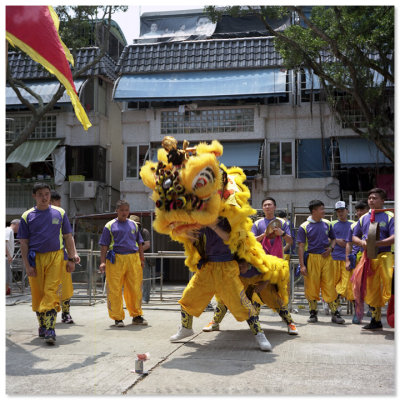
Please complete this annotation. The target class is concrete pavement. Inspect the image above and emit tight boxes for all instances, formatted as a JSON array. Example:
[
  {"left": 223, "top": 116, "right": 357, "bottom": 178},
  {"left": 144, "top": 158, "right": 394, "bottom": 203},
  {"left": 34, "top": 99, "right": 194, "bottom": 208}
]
[{"left": 5, "top": 288, "right": 395, "bottom": 396}]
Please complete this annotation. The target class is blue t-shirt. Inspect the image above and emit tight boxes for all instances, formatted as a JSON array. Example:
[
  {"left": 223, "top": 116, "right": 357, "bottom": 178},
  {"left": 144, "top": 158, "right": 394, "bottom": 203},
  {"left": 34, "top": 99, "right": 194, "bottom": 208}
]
[
  {"left": 99, "top": 218, "right": 144, "bottom": 254},
  {"left": 296, "top": 218, "right": 335, "bottom": 254},
  {"left": 353, "top": 210, "right": 394, "bottom": 254},
  {"left": 17, "top": 205, "right": 72, "bottom": 253},
  {"left": 346, "top": 222, "right": 363, "bottom": 256},
  {"left": 331, "top": 219, "right": 354, "bottom": 261}
]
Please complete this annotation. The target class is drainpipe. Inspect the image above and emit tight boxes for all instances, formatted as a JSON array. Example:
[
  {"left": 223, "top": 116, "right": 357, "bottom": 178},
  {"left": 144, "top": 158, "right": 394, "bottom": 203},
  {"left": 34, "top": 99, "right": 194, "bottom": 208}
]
[{"left": 106, "top": 143, "right": 112, "bottom": 211}]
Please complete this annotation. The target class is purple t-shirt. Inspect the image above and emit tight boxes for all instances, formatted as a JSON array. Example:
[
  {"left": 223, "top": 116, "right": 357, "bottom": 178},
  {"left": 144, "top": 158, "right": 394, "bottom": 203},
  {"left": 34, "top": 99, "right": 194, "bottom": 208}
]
[
  {"left": 251, "top": 217, "right": 291, "bottom": 246},
  {"left": 99, "top": 218, "right": 144, "bottom": 254},
  {"left": 346, "top": 222, "right": 363, "bottom": 256},
  {"left": 331, "top": 219, "right": 354, "bottom": 261},
  {"left": 296, "top": 218, "right": 335, "bottom": 254},
  {"left": 17, "top": 206, "right": 72, "bottom": 253},
  {"left": 199, "top": 227, "right": 233, "bottom": 261},
  {"left": 353, "top": 210, "right": 394, "bottom": 254}
]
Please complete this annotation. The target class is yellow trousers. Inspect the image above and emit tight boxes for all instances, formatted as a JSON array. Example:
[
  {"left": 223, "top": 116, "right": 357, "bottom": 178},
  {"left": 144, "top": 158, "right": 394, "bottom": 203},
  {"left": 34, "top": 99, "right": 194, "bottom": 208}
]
[
  {"left": 334, "top": 260, "right": 355, "bottom": 301},
  {"left": 179, "top": 260, "right": 256, "bottom": 321},
  {"left": 105, "top": 253, "right": 143, "bottom": 321},
  {"left": 304, "top": 253, "right": 337, "bottom": 303},
  {"left": 29, "top": 250, "right": 63, "bottom": 313},
  {"left": 60, "top": 260, "right": 74, "bottom": 301},
  {"left": 365, "top": 252, "right": 394, "bottom": 308}
]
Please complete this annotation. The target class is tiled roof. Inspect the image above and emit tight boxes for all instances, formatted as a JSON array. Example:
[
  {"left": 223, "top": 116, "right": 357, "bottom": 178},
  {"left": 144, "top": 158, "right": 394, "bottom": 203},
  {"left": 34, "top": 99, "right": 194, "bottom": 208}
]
[
  {"left": 116, "top": 37, "right": 283, "bottom": 75},
  {"left": 7, "top": 47, "right": 118, "bottom": 81}
]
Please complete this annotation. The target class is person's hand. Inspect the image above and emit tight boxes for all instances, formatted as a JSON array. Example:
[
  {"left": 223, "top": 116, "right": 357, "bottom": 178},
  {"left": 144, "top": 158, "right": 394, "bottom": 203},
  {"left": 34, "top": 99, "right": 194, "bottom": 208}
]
[
  {"left": 322, "top": 247, "right": 332, "bottom": 258},
  {"left": 360, "top": 240, "right": 367, "bottom": 249},
  {"left": 73, "top": 254, "right": 81, "bottom": 264},
  {"left": 99, "top": 262, "right": 106, "bottom": 274},
  {"left": 66, "top": 260, "right": 75, "bottom": 273},
  {"left": 300, "top": 265, "right": 307, "bottom": 277},
  {"left": 273, "top": 227, "right": 284, "bottom": 237},
  {"left": 336, "top": 239, "right": 346, "bottom": 248},
  {"left": 345, "top": 259, "right": 351, "bottom": 271},
  {"left": 238, "top": 260, "right": 249, "bottom": 274},
  {"left": 25, "top": 265, "right": 36, "bottom": 277}
]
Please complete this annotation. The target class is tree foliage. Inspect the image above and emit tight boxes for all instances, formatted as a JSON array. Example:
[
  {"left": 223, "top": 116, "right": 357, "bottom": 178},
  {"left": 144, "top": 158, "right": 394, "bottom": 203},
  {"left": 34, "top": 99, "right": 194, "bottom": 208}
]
[{"left": 205, "top": 6, "right": 394, "bottom": 162}]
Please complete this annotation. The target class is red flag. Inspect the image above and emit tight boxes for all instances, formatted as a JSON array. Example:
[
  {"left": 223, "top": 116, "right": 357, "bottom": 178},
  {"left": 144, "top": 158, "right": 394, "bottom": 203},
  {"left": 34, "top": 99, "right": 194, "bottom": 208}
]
[{"left": 6, "top": 6, "right": 91, "bottom": 130}]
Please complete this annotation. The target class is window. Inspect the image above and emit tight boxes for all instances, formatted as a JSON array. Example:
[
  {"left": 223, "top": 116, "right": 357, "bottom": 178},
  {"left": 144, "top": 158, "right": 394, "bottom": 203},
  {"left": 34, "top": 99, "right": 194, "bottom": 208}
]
[
  {"left": 66, "top": 146, "right": 106, "bottom": 182},
  {"left": 334, "top": 93, "right": 368, "bottom": 129},
  {"left": 161, "top": 108, "right": 254, "bottom": 135},
  {"left": 6, "top": 114, "right": 56, "bottom": 142},
  {"left": 269, "top": 141, "right": 294, "bottom": 176},
  {"left": 125, "top": 145, "right": 149, "bottom": 179}
]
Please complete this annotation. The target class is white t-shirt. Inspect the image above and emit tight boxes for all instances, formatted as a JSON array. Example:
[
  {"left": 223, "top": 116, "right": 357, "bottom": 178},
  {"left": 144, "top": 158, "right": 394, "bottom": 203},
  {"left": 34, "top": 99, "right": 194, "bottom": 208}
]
[{"left": 5, "top": 227, "right": 15, "bottom": 259}]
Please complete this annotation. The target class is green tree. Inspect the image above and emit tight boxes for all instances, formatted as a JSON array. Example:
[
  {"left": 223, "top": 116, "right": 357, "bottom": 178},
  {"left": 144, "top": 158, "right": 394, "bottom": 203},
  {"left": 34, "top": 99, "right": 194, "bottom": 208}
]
[
  {"left": 6, "top": 5, "right": 127, "bottom": 157},
  {"left": 206, "top": 6, "right": 394, "bottom": 162}
]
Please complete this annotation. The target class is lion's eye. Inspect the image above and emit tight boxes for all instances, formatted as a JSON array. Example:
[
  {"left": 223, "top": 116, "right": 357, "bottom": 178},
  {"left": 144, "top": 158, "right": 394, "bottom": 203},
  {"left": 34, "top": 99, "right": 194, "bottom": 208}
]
[{"left": 192, "top": 167, "right": 215, "bottom": 190}]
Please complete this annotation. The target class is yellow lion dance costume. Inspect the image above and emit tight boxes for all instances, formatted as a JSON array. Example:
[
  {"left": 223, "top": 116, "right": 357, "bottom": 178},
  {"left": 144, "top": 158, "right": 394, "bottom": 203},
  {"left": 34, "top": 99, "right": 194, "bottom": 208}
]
[{"left": 141, "top": 137, "right": 289, "bottom": 307}]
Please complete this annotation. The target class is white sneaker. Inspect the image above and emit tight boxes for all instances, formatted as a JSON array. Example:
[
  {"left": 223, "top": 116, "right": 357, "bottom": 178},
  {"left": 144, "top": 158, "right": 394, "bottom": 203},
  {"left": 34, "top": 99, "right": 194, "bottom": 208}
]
[
  {"left": 323, "top": 302, "right": 330, "bottom": 315},
  {"left": 336, "top": 306, "right": 342, "bottom": 315},
  {"left": 287, "top": 323, "right": 298, "bottom": 335},
  {"left": 202, "top": 321, "right": 220, "bottom": 332},
  {"left": 255, "top": 332, "right": 272, "bottom": 351},
  {"left": 170, "top": 326, "right": 195, "bottom": 342}
]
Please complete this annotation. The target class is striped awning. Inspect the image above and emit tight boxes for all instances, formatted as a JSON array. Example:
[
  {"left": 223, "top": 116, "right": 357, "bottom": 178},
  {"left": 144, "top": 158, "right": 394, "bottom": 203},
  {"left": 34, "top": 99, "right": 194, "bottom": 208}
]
[{"left": 6, "top": 139, "right": 61, "bottom": 168}]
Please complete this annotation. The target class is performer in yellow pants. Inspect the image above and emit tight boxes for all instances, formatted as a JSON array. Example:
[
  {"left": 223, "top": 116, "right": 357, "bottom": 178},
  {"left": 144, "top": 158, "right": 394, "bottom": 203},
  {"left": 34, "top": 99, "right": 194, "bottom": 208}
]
[
  {"left": 51, "top": 190, "right": 75, "bottom": 324},
  {"left": 352, "top": 188, "right": 394, "bottom": 331},
  {"left": 99, "top": 200, "right": 147, "bottom": 327},
  {"left": 18, "top": 183, "right": 80, "bottom": 344}
]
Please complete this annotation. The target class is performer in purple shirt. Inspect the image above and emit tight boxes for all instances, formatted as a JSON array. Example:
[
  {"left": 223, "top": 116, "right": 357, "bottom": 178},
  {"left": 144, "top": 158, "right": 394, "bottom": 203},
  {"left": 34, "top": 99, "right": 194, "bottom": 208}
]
[
  {"left": 331, "top": 201, "right": 355, "bottom": 315},
  {"left": 344, "top": 200, "right": 369, "bottom": 324},
  {"left": 17, "top": 183, "right": 80, "bottom": 344},
  {"left": 297, "top": 199, "right": 345, "bottom": 324},
  {"left": 99, "top": 200, "right": 146, "bottom": 327},
  {"left": 352, "top": 188, "right": 394, "bottom": 331}
]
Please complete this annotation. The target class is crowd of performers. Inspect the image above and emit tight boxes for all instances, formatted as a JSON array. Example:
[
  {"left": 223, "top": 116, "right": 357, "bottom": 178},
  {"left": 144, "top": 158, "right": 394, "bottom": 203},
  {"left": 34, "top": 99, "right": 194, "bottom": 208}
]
[{"left": 16, "top": 138, "right": 394, "bottom": 350}]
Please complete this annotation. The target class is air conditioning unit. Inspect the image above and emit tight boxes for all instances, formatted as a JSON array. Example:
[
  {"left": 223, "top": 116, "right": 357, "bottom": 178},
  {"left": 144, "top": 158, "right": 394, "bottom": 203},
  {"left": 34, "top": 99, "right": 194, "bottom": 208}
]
[{"left": 69, "top": 181, "right": 97, "bottom": 199}]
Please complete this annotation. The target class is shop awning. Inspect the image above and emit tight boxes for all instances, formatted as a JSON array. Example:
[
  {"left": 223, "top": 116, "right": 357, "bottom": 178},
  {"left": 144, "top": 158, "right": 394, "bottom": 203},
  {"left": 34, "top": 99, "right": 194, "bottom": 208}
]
[
  {"left": 6, "top": 139, "right": 61, "bottom": 168},
  {"left": 218, "top": 141, "right": 262, "bottom": 168},
  {"left": 6, "top": 80, "right": 86, "bottom": 106},
  {"left": 113, "top": 69, "right": 287, "bottom": 102},
  {"left": 338, "top": 138, "right": 391, "bottom": 166}
]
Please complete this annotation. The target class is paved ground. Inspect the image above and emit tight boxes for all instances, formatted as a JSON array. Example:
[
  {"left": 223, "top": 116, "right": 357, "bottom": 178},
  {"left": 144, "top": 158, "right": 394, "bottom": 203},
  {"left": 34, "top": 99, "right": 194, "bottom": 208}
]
[{"left": 5, "top": 287, "right": 396, "bottom": 396}]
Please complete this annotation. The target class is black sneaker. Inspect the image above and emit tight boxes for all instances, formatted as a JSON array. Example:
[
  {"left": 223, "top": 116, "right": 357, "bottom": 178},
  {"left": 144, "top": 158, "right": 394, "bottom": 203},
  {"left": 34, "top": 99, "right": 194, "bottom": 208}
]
[
  {"left": 362, "top": 319, "right": 383, "bottom": 331},
  {"left": 62, "top": 312, "right": 74, "bottom": 324},
  {"left": 115, "top": 320, "right": 125, "bottom": 327},
  {"left": 44, "top": 328, "right": 56, "bottom": 343},
  {"left": 331, "top": 312, "right": 345, "bottom": 324},
  {"left": 132, "top": 316, "right": 148, "bottom": 325},
  {"left": 308, "top": 311, "right": 318, "bottom": 323}
]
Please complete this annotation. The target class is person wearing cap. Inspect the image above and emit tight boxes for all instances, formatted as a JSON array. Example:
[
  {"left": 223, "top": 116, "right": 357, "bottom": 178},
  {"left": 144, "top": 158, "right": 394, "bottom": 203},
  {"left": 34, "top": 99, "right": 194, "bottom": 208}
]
[
  {"left": 331, "top": 201, "right": 355, "bottom": 317},
  {"left": 99, "top": 200, "right": 147, "bottom": 327},
  {"left": 202, "top": 197, "right": 298, "bottom": 335},
  {"left": 344, "top": 200, "right": 369, "bottom": 324},
  {"left": 352, "top": 188, "right": 394, "bottom": 331},
  {"left": 17, "top": 182, "right": 80, "bottom": 344},
  {"left": 5, "top": 218, "right": 20, "bottom": 295},
  {"left": 130, "top": 215, "right": 153, "bottom": 304},
  {"left": 50, "top": 190, "right": 75, "bottom": 324},
  {"left": 297, "top": 199, "right": 344, "bottom": 324}
]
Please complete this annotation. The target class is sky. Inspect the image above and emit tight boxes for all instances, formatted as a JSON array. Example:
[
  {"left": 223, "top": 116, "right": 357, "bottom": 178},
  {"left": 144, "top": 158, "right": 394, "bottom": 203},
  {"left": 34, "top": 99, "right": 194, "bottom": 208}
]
[{"left": 112, "top": 5, "right": 207, "bottom": 44}]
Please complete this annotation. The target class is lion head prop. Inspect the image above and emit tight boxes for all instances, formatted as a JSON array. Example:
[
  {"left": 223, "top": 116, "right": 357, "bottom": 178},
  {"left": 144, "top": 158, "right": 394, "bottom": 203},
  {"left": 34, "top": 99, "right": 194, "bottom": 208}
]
[{"left": 140, "top": 136, "right": 289, "bottom": 304}]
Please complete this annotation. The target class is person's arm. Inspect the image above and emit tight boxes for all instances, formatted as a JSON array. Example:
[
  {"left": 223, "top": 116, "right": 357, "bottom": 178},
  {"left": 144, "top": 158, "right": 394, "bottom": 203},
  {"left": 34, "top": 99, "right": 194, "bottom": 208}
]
[
  {"left": 322, "top": 239, "right": 335, "bottom": 258},
  {"left": 352, "top": 235, "right": 366, "bottom": 249},
  {"left": 209, "top": 221, "right": 229, "bottom": 242},
  {"left": 6, "top": 241, "right": 12, "bottom": 263},
  {"left": 297, "top": 242, "right": 307, "bottom": 276},
  {"left": 376, "top": 234, "right": 395, "bottom": 248},
  {"left": 63, "top": 233, "right": 80, "bottom": 273},
  {"left": 19, "top": 238, "right": 36, "bottom": 277},
  {"left": 345, "top": 242, "right": 352, "bottom": 271},
  {"left": 138, "top": 243, "right": 145, "bottom": 269},
  {"left": 335, "top": 238, "right": 347, "bottom": 248},
  {"left": 142, "top": 240, "right": 150, "bottom": 252},
  {"left": 99, "top": 245, "right": 108, "bottom": 273}
]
